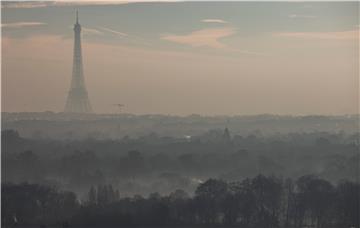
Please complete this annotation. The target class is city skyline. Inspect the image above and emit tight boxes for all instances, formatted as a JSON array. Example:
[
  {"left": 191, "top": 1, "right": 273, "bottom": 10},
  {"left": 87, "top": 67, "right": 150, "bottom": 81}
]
[{"left": 2, "top": 1, "right": 359, "bottom": 115}]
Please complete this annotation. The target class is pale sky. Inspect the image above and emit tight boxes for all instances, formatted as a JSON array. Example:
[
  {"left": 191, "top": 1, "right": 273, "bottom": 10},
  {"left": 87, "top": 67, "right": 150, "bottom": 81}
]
[{"left": 1, "top": 1, "right": 359, "bottom": 115}]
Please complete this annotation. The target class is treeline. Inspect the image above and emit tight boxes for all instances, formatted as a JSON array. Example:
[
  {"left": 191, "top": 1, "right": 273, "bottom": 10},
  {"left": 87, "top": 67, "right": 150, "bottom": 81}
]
[
  {"left": 2, "top": 182, "right": 78, "bottom": 226},
  {"left": 3, "top": 129, "right": 359, "bottom": 195},
  {"left": 2, "top": 175, "right": 359, "bottom": 228},
  {"left": 3, "top": 112, "right": 359, "bottom": 139}
]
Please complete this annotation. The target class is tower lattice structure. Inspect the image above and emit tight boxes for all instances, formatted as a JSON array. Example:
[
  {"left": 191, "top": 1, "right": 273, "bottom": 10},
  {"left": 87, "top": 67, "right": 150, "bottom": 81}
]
[{"left": 64, "top": 11, "right": 92, "bottom": 113}]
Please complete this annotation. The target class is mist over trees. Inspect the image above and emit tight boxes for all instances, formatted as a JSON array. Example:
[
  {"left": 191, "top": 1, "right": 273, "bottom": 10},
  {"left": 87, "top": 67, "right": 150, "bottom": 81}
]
[
  {"left": 2, "top": 121, "right": 359, "bottom": 197},
  {"left": 2, "top": 112, "right": 358, "bottom": 140},
  {"left": 2, "top": 175, "right": 359, "bottom": 228},
  {"left": 2, "top": 113, "right": 359, "bottom": 227}
]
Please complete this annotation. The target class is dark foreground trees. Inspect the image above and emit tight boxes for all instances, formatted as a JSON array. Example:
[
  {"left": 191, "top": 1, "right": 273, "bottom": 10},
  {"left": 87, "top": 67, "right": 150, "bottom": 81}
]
[
  {"left": 2, "top": 175, "right": 359, "bottom": 228},
  {"left": 1, "top": 183, "right": 78, "bottom": 226}
]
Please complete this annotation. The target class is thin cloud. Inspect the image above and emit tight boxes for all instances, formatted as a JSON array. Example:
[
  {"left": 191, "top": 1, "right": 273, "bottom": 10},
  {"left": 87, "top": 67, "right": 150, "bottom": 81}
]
[
  {"left": 100, "top": 27, "right": 128, "bottom": 37},
  {"left": 56, "top": 0, "right": 180, "bottom": 3},
  {"left": 162, "top": 27, "right": 236, "bottom": 49},
  {"left": 52, "top": 0, "right": 132, "bottom": 6},
  {"left": 1, "top": 2, "right": 49, "bottom": 8},
  {"left": 1, "top": 0, "right": 179, "bottom": 8},
  {"left": 82, "top": 27, "right": 104, "bottom": 35},
  {"left": 1, "top": 22, "right": 47, "bottom": 28},
  {"left": 201, "top": 19, "right": 228, "bottom": 24},
  {"left": 274, "top": 30, "right": 358, "bottom": 40},
  {"left": 99, "top": 27, "right": 151, "bottom": 46},
  {"left": 232, "top": 49, "right": 269, "bottom": 57},
  {"left": 288, "top": 14, "right": 317, "bottom": 19}
]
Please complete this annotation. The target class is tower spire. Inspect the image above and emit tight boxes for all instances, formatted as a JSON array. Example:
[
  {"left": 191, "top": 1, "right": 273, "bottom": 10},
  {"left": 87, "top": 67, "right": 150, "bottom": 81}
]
[{"left": 64, "top": 11, "right": 92, "bottom": 113}]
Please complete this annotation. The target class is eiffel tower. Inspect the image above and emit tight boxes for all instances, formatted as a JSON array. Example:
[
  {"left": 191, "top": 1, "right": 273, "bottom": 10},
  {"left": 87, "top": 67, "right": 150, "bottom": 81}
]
[{"left": 64, "top": 11, "right": 92, "bottom": 113}]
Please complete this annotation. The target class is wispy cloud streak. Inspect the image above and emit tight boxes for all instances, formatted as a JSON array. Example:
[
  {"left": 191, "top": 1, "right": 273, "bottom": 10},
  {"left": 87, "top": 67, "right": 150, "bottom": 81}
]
[
  {"left": 288, "top": 14, "right": 317, "bottom": 19},
  {"left": 1, "top": 2, "right": 49, "bottom": 8},
  {"left": 100, "top": 27, "right": 128, "bottom": 37},
  {"left": 162, "top": 27, "right": 236, "bottom": 49},
  {"left": 1, "top": 22, "right": 47, "bottom": 28},
  {"left": 274, "top": 30, "right": 358, "bottom": 40},
  {"left": 201, "top": 19, "right": 228, "bottom": 24},
  {"left": 82, "top": 27, "right": 104, "bottom": 35},
  {"left": 1, "top": 0, "right": 179, "bottom": 8}
]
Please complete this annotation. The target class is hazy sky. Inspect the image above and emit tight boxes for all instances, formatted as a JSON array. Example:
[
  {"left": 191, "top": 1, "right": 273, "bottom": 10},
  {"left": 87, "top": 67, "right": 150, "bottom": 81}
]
[{"left": 2, "top": 1, "right": 359, "bottom": 115}]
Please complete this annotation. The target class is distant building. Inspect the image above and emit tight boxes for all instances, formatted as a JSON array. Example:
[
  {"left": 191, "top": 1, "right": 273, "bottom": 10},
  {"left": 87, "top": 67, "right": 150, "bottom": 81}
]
[
  {"left": 222, "top": 127, "right": 231, "bottom": 142},
  {"left": 64, "top": 11, "right": 92, "bottom": 113}
]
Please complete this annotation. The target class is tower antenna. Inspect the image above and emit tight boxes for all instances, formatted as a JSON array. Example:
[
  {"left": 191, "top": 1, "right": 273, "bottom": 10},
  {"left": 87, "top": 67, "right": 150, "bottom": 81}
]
[{"left": 113, "top": 104, "right": 125, "bottom": 114}]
